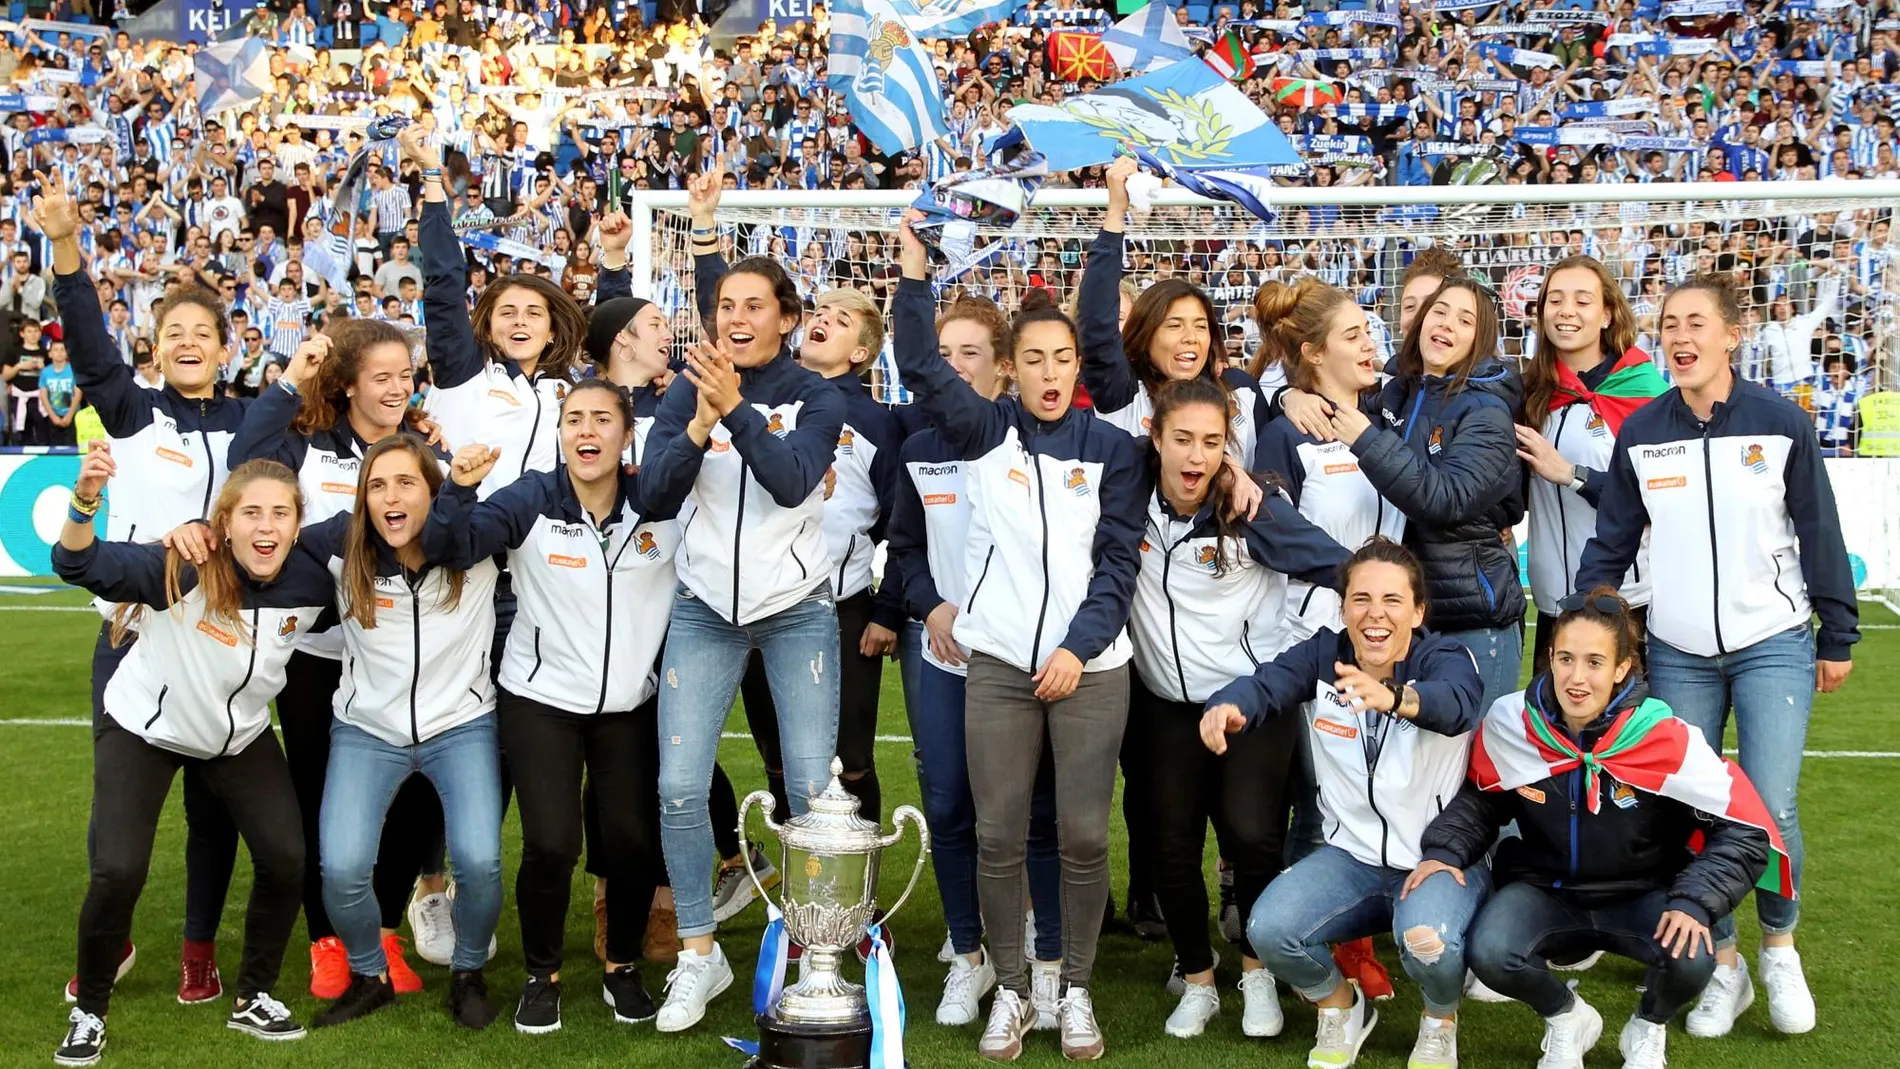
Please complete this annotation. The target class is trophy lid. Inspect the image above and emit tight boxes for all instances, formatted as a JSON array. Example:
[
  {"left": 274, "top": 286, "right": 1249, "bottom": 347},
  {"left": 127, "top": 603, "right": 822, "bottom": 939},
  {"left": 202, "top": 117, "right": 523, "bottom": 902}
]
[{"left": 776, "top": 757, "right": 884, "bottom": 854}]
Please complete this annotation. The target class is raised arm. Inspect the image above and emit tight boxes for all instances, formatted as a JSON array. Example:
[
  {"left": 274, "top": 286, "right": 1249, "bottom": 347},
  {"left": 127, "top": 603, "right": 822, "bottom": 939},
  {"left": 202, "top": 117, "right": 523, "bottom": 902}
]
[
  {"left": 684, "top": 166, "right": 729, "bottom": 330},
  {"left": 31, "top": 172, "right": 145, "bottom": 434},
  {"left": 1240, "top": 491, "right": 1350, "bottom": 589},
  {"left": 595, "top": 210, "right": 633, "bottom": 301},
  {"left": 892, "top": 215, "right": 1011, "bottom": 458},
  {"left": 420, "top": 449, "right": 546, "bottom": 568},
  {"left": 52, "top": 442, "right": 171, "bottom": 605},
  {"left": 228, "top": 337, "right": 328, "bottom": 469},
  {"left": 1349, "top": 398, "right": 1520, "bottom": 526},
  {"left": 1078, "top": 157, "right": 1141, "bottom": 415},
  {"left": 405, "top": 127, "right": 483, "bottom": 390}
]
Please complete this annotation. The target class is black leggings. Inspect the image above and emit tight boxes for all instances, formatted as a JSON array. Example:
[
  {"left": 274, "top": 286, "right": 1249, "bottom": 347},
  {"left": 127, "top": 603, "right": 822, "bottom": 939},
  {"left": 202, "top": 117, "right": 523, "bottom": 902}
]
[
  {"left": 276, "top": 651, "right": 446, "bottom": 940},
  {"left": 742, "top": 588, "right": 883, "bottom": 821},
  {"left": 79, "top": 719, "right": 303, "bottom": 1015},
  {"left": 88, "top": 623, "right": 238, "bottom": 944},
  {"left": 1133, "top": 678, "right": 1298, "bottom": 975},
  {"left": 1532, "top": 605, "right": 1650, "bottom": 678},
  {"left": 587, "top": 761, "right": 737, "bottom": 880},
  {"left": 499, "top": 689, "right": 662, "bottom": 973}
]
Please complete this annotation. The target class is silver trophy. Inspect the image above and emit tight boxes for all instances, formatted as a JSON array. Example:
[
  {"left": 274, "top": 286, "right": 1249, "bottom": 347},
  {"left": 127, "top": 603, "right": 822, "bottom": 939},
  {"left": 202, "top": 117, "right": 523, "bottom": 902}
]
[{"left": 738, "top": 758, "right": 930, "bottom": 1068}]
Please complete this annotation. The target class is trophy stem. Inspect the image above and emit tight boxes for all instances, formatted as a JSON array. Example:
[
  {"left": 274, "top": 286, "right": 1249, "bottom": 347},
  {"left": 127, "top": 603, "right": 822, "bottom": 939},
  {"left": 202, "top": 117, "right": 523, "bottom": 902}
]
[{"left": 774, "top": 946, "right": 867, "bottom": 1026}]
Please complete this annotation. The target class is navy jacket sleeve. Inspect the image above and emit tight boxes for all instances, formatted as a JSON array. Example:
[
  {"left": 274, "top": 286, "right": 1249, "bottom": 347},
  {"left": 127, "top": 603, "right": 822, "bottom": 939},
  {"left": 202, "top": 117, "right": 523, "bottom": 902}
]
[
  {"left": 1405, "top": 635, "right": 1485, "bottom": 737},
  {"left": 227, "top": 380, "right": 310, "bottom": 470},
  {"left": 1783, "top": 415, "right": 1861, "bottom": 661},
  {"left": 52, "top": 270, "right": 149, "bottom": 436},
  {"left": 694, "top": 251, "right": 728, "bottom": 333},
  {"left": 891, "top": 278, "right": 1012, "bottom": 460},
  {"left": 865, "top": 409, "right": 905, "bottom": 629},
  {"left": 886, "top": 454, "right": 939, "bottom": 618},
  {"left": 1351, "top": 398, "right": 1518, "bottom": 526},
  {"left": 596, "top": 264, "right": 632, "bottom": 302},
  {"left": 1206, "top": 629, "right": 1330, "bottom": 729},
  {"left": 1077, "top": 228, "right": 1137, "bottom": 414},
  {"left": 1574, "top": 465, "right": 1609, "bottom": 510},
  {"left": 1573, "top": 435, "right": 1648, "bottom": 592},
  {"left": 420, "top": 199, "right": 482, "bottom": 390},
  {"left": 1419, "top": 783, "right": 1515, "bottom": 869},
  {"left": 420, "top": 477, "right": 543, "bottom": 568},
  {"left": 1254, "top": 420, "right": 1307, "bottom": 502},
  {"left": 638, "top": 378, "right": 709, "bottom": 516},
  {"left": 1241, "top": 492, "right": 1348, "bottom": 588},
  {"left": 1666, "top": 807, "right": 1771, "bottom": 927},
  {"left": 294, "top": 513, "right": 351, "bottom": 566},
  {"left": 51, "top": 539, "right": 173, "bottom": 606},
  {"left": 1060, "top": 430, "right": 1146, "bottom": 664},
  {"left": 724, "top": 375, "right": 843, "bottom": 508}
]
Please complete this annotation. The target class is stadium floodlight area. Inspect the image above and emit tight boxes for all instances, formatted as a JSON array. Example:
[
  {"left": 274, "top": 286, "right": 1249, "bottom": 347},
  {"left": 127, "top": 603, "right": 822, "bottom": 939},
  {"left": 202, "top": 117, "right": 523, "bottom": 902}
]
[{"left": 631, "top": 179, "right": 1900, "bottom": 403}]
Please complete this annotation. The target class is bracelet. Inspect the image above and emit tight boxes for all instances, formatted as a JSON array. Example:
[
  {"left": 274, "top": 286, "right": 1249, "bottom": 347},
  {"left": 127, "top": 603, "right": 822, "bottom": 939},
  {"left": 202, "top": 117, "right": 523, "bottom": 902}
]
[
  {"left": 279, "top": 377, "right": 300, "bottom": 395},
  {"left": 70, "top": 491, "right": 101, "bottom": 515},
  {"left": 421, "top": 167, "right": 443, "bottom": 180},
  {"left": 691, "top": 225, "right": 715, "bottom": 237},
  {"left": 69, "top": 504, "right": 97, "bottom": 526}
]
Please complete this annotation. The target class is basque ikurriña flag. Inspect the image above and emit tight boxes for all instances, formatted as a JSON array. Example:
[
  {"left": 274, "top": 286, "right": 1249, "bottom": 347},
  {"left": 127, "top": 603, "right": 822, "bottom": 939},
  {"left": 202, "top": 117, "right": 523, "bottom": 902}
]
[
  {"left": 829, "top": 0, "right": 952, "bottom": 155},
  {"left": 1469, "top": 691, "right": 1795, "bottom": 899},
  {"left": 1546, "top": 346, "right": 1668, "bottom": 436}
]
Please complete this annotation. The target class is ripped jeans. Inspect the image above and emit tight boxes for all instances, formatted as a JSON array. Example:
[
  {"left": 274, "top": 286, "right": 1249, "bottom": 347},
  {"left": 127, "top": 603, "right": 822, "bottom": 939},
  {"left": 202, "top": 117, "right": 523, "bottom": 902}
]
[
  {"left": 657, "top": 584, "right": 841, "bottom": 940},
  {"left": 1247, "top": 845, "right": 1491, "bottom": 1016}
]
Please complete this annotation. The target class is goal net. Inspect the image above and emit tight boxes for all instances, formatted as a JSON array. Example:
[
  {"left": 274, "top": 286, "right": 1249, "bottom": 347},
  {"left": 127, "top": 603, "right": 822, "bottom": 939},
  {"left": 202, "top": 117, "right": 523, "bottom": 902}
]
[{"left": 629, "top": 180, "right": 1900, "bottom": 610}]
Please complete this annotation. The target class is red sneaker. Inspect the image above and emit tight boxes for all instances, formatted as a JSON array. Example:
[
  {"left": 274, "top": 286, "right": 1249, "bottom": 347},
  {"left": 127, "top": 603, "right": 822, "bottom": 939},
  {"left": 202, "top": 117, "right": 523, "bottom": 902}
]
[
  {"left": 310, "top": 936, "right": 351, "bottom": 1000},
  {"left": 1332, "top": 938, "right": 1394, "bottom": 1002},
  {"left": 178, "top": 939, "right": 222, "bottom": 1004},
  {"left": 64, "top": 941, "right": 136, "bottom": 1003},
  {"left": 383, "top": 933, "right": 424, "bottom": 994}
]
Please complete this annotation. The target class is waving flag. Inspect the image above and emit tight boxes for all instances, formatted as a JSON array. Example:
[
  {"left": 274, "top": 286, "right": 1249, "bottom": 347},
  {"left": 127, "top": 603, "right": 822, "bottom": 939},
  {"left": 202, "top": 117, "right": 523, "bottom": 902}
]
[
  {"left": 193, "top": 36, "right": 274, "bottom": 115},
  {"left": 829, "top": 0, "right": 951, "bottom": 155},
  {"left": 1048, "top": 31, "right": 1113, "bottom": 82},
  {"left": 1471, "top": 691, "right": 1794, "bottom": 900},
  {"left": 999, "top": 58, "right": 1300, "bottom": 172},
  {"left": 1131, "top": 146, "right": 1280, "bottom": 223},
  {"left": 1203, "top": 29, "right": 1257, "bottom": 82},
  {"left": 1101, "top": 2, "right": 1194, "bottom": 74},
  {"left": 897, "top": 0, "right": 1028, "bottom": 38}
]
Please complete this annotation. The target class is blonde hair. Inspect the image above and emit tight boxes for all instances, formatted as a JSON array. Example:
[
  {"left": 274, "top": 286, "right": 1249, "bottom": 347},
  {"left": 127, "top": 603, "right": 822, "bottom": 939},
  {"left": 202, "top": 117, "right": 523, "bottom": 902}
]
[{"left": 1251, "top": 278, "right": 1356, "bottom": 388}]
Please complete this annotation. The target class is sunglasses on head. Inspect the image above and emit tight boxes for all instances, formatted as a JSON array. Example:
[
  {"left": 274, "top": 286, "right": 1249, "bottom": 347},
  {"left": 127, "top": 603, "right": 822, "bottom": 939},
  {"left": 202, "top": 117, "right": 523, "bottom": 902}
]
[{"left": 1557, "top": 592, "right": 1625, "bottom": 616}]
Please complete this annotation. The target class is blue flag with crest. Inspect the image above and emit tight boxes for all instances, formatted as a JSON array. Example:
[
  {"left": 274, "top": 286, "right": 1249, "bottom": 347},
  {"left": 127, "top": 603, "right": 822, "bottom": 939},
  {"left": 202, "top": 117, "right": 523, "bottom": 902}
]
[{"left": 828, "top": 0, "right": 952, "bottom": 155}]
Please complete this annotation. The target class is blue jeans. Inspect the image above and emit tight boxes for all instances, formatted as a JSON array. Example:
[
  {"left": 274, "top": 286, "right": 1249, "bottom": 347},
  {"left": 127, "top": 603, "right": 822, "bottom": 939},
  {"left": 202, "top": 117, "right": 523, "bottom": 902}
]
[
  {"left": 916, "top": 663, "right": 1063, "bottom": 961},
  {"left": 659, "top": 585, "right": 841, "bottom": 939},
  {"left": 1444, "top": 626, "right": 1525, "bottom": 716},
  {"left": 1646, "top": 624, "right": 1812, "bottom": 940},
  {"left": 1247, "top": 845, "right": 1492, "bottom": 1016},
  {"left": 319, "top": 717, "right": 503, "bottom": 974}
]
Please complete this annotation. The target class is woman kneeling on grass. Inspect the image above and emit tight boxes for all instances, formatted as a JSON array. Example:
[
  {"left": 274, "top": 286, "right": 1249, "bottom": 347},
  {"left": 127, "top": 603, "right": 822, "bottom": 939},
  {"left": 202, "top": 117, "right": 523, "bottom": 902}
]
[
  {"left": 54, "top": 448, "right": 329, "bottom": 1065},
  {"left": 1201, "top": 538, "right": 1485, "bottom": 1069},
  {"left": 1416, "top": 589, "right": 1780, "bottom": 1069}
]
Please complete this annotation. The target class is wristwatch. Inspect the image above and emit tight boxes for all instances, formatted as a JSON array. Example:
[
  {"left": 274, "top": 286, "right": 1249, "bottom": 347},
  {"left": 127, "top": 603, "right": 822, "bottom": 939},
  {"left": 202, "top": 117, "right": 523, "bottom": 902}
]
[{"left": 1567, "top": 464, "right": 1588, "bottom": 492}]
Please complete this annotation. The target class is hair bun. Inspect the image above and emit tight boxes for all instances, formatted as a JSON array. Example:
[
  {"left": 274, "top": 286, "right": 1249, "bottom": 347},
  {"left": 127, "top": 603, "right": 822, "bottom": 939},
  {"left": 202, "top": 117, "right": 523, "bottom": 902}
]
[{"left": 1019, "top": 287, "right": 1058, "bottom": 313}]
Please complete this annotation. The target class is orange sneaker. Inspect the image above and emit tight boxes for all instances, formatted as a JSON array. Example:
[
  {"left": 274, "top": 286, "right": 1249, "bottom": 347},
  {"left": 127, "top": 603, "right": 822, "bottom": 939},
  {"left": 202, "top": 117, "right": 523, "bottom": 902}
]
[
  {"left": 1332, "top": 938, "right": 1394, "bottom": 1002},
  {"left": 310, "top": 936, "right": 351, "bottom": 1000},
  {"left": 383, "top": 934, "right": 424, "bottom": 994}
]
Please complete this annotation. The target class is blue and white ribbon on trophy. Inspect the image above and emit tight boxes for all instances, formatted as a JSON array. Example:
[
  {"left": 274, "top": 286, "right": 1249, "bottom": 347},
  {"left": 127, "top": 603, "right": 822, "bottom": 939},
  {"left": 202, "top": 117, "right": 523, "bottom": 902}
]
[
  {"left": 864, "top": 922, "right": 908, "bottom": 1069},
  {"left": 752, "top": 902, "right": 790, "bottom": 1016}
]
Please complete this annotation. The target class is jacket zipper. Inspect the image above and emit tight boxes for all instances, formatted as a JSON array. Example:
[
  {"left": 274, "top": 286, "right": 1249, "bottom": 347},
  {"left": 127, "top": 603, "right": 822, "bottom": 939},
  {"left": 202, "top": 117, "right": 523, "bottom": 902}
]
[
  {"left": 787, "top": 520, "right": 809, "bottom": 581},
  {"left": 526, "top": 626, "right": 544, "bottom": 682},
  {"left": 1361, "top": 719, "right": 1391, "bottom": 868},
  {"left": 520, "top": 378, "right": 545, "bottom": 478},
  {"left": 835, "top": 533, "right": 854, "bottom": 594},
  {"left": 965, "top": 546, "right": 996, "bottom": 614},
  {"left": 144, "top": 685, "right": 169, "bottom": 730},
  {"left": 1699, "top": 425, "right": 1727, "bottom": 653},
  {"left": 407, "top": 577, "right": 423, "bottom": 745},
  {"left": 1027, "top": 449, "right": 1053, "bottom": 670},
  {"left": 731, "top": 460, "right": 748, "bottom": 621},
  {"left": 1159, "top": 522, "right": 1190, "bottom": 700},
  {"left": 1561, "top": 766, "right": 1582, "bottom": 886},
  {"left": 197, "top": 400, "right": 216, "bottom": 519},
  {"left": 1297, "top": 584, "right": 1320, "bottom": 617},
  {"left": 1399, "top": 388, "right": 1428, "bottom": 445},
  {"left": 1770, "top": 554, "right": 1798, "bottom": 614},
  {"left": 221, "top": 607, "right": 260, "bottom": 757},
  {"left": 594, "top": 528, "right": 635, "bottom": 714},
  {"left": 1555, "top": 405, "right": 1575, "bottom": 595},
  {"left": 1240, "top": 620, "right": 1260, "bottom": 667}
]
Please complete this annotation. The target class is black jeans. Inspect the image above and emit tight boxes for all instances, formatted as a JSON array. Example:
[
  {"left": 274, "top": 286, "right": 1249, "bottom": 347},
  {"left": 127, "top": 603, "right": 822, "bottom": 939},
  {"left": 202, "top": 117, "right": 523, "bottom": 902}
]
[
  {"left": 1468, "top": 882, "right": 1719, "bottom": 1024},
  {"left": 742, "top": 588, "right": 884, "bottom": 820},
  {"left": 586, "top": 763, "right": 734, "bottom": 883},
  {"left": 1133, "top": 679, "right": 1298, "bottom": 974},
  {"left": 499, "top": 689, "right": 661, "bottom": 973},
  {"left": 79, "top": 719, "right": 303, "bottom": 1015},
  {"left": 277, "top": 651, "right": 446, "bottom": 939},
  {"left": 89, "top": 622, "right": 237, "bottom": 944}
]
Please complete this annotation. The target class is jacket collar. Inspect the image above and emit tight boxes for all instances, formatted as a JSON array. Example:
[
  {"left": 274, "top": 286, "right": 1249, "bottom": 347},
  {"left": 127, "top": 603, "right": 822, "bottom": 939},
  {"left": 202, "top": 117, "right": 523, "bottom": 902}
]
[{"left": 551, "top": 463, "right": 628, "bottom": 529}]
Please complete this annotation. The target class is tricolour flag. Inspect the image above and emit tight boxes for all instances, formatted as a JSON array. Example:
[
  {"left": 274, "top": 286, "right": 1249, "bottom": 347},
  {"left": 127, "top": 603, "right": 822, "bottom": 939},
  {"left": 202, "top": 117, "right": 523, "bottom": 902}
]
[
  {"left": 1546, "top": 346, "right": 1668, "bottom": 435},
  {"left": 999, "top": 52, "right": 1300, "bottom": 172},
  {"left": 1470, "top": 692, "right": 1795, "bottom": 900},
  {"left": 1101, "top": 1, "right": 1194, "bottom": 74},
  {"left": 829, "top": 0, "right": 952, "bottom": 156}
]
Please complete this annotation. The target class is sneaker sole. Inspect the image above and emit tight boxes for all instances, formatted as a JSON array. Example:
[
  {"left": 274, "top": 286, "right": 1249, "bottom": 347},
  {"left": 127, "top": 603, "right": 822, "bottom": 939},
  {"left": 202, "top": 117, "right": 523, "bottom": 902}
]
[
  {"left": 1062, "top": 1037, "right": 1106, "bottom": 1060},
  {"left": 177, "top": 986, "right": 223, "bottom": 1006},
  {"left": 1243, "top": 1013, "right": 1285, "bottom": 1039},
  {"left": 654, "top": 968, "right": 733, "bottom": 1033},
  {"left": 514, "top": 1017, "right": 562, "bottom": 1035},
  {"left": 226, "top": 1022, "right": 306, "bottom": 1042},
  {"left": 604, "top": 986, "right": 658, "bottom": 1025},
  {"left": 1308, "top": 1008, "right": 1378, "bottom": 1069},
  {"left": 52, "top": 1045, "right": 103, "bottom": 1067},
  {"left": 1686, "top": 986, "right": 1753, "bottom": 1039},
  {"left": 1550, "top": 951, "right": 1605, "bottom": 972}
]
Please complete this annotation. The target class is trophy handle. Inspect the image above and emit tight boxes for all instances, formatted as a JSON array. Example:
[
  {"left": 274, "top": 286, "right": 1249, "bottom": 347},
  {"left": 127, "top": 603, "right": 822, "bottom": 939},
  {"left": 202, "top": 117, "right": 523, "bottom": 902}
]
[
  {"left": 875, "top": 804, "right": 932, "bottom": 926},
  {"left": 736, "top": 789, "right": 784, "bottom": 914}
]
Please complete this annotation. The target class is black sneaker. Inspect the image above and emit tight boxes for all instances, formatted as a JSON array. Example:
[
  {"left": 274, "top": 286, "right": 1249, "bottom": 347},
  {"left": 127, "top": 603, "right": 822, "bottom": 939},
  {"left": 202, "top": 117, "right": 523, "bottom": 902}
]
[
  {"left": 1129, "top": 893, "right": 1168, "bottom": 942},
  {"left": 227, "top": 992, "right": 306, "bottom": 1041},
  {"left": 54, "top": 1008, "right": 105, "bottom": 1066},
  {"left": 603, "top": 964, "right": 657, "bottom": 1024},
  {"left": 514, "top": 975, "right": 563, "bottom": 1034},
  {"left": 313, "top": 974, "right": 396, "bottom": 1029},
  {"left": 449, "top": 970, "right": 499, "bottom": 1031}
]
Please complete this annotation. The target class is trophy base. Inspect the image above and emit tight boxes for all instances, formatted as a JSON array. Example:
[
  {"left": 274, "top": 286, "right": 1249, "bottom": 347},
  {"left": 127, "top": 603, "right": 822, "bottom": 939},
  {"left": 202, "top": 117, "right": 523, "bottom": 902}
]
[{"left": 744, "top": 1010, "right": 874, "bottom": 1069}]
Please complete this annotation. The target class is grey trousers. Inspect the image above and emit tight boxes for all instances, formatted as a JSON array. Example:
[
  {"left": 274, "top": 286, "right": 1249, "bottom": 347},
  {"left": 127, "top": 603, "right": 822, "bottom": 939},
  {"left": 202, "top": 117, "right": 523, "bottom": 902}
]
[{"left": 965, "top": 652, "right": 1130, "bottom": 994}]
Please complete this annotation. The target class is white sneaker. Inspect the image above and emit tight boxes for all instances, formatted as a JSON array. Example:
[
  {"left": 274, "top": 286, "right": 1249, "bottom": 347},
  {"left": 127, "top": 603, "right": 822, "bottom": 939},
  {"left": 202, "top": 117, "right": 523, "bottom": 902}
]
[
  {"left": 938, "top": 932, "right": 956, "bottom": 965},
  {"left": 1059, "top": 985, "right": 1105, "bottom": 1060},
  {"left": 1309, "top": 984, "right": 1377, "bottom": 1068},
  {"left": 1030, "top": 958, "right": 1062, "bottom": 1031},
  {"left": 1758, "top": 946, "right": 1815, "bottom": 1034},
  {"left": 1239, "top": 968, "right": 1284, "bottom": 1038},
  {"left": 407, "top": 888, "right": 456, "bottom": 968},
  {"left": 1409, "top": 1015, "right": 1458, "bottom": 1069},
  {"left": 938, "top": 950, "right": 998, "bottom": 1026},
  {"left": 977, "top": 987, "right": 1037, "bottom": 1061},
  {"left": 1462, "top": 970, "right": 1513, "bottom": 1004},
  {"left": 1166, "top": 951, "right": 1220, "bottom": 997},
  {"left": 1537, "top": 995, "right": 1603, "bottom": 1069},
  {"left": 1550, "top": 950, "right": 1605, "bottom": 972},
  {"left": 1684, "top": 960, "right": 1753, "bottom": 1039},
  {"left": 1164, "top": 981, "right": 1220, "bottom": 1039},
  {"left": 654, "top": 944, "right": 733, "bottom": 1033},
  {"left": 1619, "top": 1015, "right": 1668, "bottom": 1069}
]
